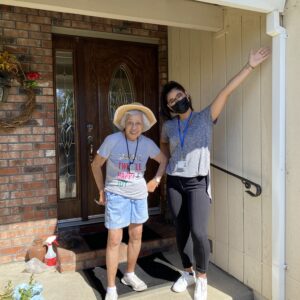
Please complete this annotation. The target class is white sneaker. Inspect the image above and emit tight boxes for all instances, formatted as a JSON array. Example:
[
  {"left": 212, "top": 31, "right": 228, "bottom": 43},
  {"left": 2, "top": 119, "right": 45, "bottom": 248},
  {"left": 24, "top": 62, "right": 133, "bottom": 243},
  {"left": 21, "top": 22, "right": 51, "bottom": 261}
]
[
  {"left": 121, "top": 273, "right": 147, "bottom": 291},
  {"left": 105, "top": 291, "right": 118, "bottom": 300},
  {"left": 194, "top": 277, "right": 207, "bottom": 300},
  {"left": 172, "top": 271, "right": 196, "bottom": 293}
]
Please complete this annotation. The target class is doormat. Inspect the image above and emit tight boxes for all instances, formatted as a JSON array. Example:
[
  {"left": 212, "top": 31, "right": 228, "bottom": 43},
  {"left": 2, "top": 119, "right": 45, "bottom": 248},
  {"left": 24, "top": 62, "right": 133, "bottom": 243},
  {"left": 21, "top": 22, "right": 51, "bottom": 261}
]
[
  {"left": 82, "top": 225, "right": 161, "bottom": 250},
  {"left": 83, "top": 252, "right": 180, "bottom": 299}
]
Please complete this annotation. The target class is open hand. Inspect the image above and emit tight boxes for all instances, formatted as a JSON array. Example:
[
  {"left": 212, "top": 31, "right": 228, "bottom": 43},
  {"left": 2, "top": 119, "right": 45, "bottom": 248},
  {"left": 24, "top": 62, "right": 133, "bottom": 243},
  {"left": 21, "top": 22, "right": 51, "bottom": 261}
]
[{"left": 249, "top": 47, "right": 271, "bottom": 68}]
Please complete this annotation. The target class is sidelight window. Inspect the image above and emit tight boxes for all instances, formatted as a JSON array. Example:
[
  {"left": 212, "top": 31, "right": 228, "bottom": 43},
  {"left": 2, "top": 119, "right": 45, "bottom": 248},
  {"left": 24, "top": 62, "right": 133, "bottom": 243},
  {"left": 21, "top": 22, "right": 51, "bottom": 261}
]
[{"left": 55, "top": 51, "right": 77, "bottom": 199}]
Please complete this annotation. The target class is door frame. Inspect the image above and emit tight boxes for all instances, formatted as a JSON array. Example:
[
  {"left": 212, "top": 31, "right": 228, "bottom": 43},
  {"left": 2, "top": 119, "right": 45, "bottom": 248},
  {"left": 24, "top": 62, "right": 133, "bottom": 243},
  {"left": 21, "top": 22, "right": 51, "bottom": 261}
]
[{"left": 54, "top": 31, "right": 162, "bottom": 226}]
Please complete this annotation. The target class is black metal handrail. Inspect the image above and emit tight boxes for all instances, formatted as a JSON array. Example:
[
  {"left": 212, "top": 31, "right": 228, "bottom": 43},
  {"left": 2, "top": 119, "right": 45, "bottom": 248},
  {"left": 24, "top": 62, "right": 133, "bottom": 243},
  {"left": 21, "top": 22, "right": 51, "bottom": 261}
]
[{"left": 211, "top": 163, "right": 262, "bottom": 197}]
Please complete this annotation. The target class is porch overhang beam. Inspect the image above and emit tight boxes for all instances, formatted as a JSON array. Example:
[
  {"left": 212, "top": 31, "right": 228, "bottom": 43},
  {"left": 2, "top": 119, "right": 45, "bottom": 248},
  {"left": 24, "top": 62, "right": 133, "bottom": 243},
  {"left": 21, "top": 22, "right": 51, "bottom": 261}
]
[
  {"left": 1, "top": 0, "right": 223, "bottom": 32},
  {"left": 195, "top": 0, "right": 286, "bottom": 13}
]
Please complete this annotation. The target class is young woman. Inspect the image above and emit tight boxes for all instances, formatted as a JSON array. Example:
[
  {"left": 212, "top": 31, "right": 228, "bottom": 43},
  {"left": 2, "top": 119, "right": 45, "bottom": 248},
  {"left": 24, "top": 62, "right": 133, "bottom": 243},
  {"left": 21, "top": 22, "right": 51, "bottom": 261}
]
[
  {"left": 160, "top": 47, "right": 271, "bottom": 300},
  {"left": 91, "top": 103, "right": 167, "bottom": 300}
]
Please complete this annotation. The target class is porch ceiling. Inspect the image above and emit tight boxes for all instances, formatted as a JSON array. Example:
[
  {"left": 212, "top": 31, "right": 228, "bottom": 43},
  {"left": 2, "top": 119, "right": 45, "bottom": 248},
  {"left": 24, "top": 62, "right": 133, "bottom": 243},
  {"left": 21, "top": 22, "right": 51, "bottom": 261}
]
[
  {"left": 195, "top": 0, "right": 286, "bottom": 13},
  {"left": 1, "top": 0, "right": 223, "bottom": 32}
]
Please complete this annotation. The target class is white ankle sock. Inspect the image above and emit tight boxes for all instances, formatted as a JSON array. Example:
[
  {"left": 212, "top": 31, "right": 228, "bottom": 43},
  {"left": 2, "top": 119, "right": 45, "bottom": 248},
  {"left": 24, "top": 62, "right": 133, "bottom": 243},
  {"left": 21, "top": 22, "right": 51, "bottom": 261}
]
[
  {"left": 107, "top": 286, "right": 117, "bottom": 293},
  {"left": 125, "top": 272, "right": 135, "bottom": 278},
  {"left": 196, "top": 277, "right": 207, "bottom": 281}
]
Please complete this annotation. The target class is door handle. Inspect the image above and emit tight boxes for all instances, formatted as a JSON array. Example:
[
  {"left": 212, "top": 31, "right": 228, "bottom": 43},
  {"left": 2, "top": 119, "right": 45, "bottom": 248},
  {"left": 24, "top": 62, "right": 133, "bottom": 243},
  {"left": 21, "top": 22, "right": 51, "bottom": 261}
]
[
  {"left": 87, "top": 135, "right": 94, "bottom": 162},
  {"left": 87, "top": 123, "right": 94, "bottom": 162}
]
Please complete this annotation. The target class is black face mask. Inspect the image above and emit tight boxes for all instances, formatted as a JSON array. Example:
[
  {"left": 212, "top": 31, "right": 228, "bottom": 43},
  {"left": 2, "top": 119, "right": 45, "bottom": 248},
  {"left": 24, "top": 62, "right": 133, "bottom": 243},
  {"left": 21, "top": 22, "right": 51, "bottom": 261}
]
[{"left": 171, "top": 97, "right": 190, "bottom": 114}]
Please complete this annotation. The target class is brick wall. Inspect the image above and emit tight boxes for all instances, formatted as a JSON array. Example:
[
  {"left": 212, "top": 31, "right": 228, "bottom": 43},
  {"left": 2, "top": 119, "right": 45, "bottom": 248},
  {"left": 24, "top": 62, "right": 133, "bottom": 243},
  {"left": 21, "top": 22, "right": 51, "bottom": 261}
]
[{"left": 0, "top": 4, "right": 167, "bottom": 263}]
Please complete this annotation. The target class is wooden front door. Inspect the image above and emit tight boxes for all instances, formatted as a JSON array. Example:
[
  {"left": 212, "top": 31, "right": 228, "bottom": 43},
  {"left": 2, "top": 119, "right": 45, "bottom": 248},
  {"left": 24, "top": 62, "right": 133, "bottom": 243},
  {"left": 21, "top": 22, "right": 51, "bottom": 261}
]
[{"left": 53, "top": 35, "right": 160, "bottom": 221}]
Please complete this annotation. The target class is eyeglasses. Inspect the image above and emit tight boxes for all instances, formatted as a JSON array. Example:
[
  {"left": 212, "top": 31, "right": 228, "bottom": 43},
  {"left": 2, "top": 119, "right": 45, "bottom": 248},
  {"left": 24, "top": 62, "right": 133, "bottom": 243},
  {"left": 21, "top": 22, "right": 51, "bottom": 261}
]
[
  {"left": 167, "top": 92, "right": 185, "bottom": 107},
  {"left": 125, "top": 120, "right": 143, "bottom": 128}
]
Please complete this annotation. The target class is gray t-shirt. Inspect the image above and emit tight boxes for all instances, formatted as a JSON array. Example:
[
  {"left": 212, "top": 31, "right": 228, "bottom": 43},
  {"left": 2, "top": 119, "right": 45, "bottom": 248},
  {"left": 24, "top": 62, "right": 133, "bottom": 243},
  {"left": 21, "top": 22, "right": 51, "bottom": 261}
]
[
  {"left": 97, "top": 131, "right": 160, "bottom": 199},
  {"left": 161, "top": 105, "right": 214, "bottom": 178}
]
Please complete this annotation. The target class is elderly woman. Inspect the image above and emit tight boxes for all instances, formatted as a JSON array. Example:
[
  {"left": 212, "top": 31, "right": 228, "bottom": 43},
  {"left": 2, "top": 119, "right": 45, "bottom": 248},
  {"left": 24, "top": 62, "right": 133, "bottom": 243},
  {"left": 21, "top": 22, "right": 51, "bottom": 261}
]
[{"left": 91, "top": 102, "right": 167, "bottom": 300}]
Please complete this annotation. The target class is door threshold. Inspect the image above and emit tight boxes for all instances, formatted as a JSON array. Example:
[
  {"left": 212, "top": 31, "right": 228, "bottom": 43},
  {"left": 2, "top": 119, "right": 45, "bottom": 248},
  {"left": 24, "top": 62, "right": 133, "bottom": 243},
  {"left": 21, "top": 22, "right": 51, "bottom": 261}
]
[
  {"left": 57, "top": 216, "right": 105, "bottom": 229},
  {"left": 57, "top": 207, "right": 161, "bottom": 229}
]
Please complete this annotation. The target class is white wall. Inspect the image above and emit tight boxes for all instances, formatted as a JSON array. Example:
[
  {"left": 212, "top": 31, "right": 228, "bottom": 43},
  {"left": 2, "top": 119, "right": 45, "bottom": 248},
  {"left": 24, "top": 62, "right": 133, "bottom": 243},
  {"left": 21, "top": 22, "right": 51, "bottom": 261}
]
[{"left": 168, "top": 8, "right": 272, "bottom": 299}]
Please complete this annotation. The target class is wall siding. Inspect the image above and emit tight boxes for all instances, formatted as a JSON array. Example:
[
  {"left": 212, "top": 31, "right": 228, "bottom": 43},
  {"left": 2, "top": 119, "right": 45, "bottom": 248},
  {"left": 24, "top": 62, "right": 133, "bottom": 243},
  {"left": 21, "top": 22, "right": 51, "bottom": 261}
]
[
  {"left": 285, "top": 1, "right": 300, "bottom": 299},
  {"left": 168, "top": 8, "right": 272, "bottom": 298}
]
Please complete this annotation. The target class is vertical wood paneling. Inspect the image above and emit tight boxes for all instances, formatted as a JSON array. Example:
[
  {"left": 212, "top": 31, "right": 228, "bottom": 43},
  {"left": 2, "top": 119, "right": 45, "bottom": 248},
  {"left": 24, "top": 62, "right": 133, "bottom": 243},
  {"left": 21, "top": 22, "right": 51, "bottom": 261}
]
[
  {"left": 262, "top": 264, "right": 272, "bottom": 300},
  {"left": 200, "top": 30, "right": 215, "bottom": 262},
  {"left": 189, "top": 30, "right": 201, "bottom": 111},
  {"left": 242, "top": 13, "right": 262, "bottom": 294},
  {"left": 242, "top": 18, "right": 262, "bottom": 182},
  {"left": 225, "top": 12, "right": 244, "bottom": 282},
  {"left": 179, "top": 28, "right": 190, "bottom": 90},
  {"left": 244, "top": 254, "right": 262, "bottom": 292},
  {"left": 212, "top": 31, "right": 229, "bottom": 271},
  {"left": 212, "top": 32, "right": 227, "bottom": 167},
  {"left": 168, "top": 27, "right": 180, "bottom": 82},
  {"left": 285, "top": 3, "right": 300, "bottom": 296},
  {"left": 168, "top": 27, "right": 173, "bottom": 81},
  {"left": 200, "top": 31, "right": 213, "bottom": 109},
  {"left": 286, "top": 277, "right": 300, "bottom": 300},
  {"left": 214, "top": 169, "right": 229, "bottom": 271}
]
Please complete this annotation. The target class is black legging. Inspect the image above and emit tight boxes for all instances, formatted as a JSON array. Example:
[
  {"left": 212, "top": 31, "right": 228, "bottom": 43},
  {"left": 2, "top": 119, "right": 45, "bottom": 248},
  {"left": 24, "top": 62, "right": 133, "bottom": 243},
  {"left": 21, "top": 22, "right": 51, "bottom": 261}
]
[{"left": 167, "top": 175, "right": 211, "bottom": 273}]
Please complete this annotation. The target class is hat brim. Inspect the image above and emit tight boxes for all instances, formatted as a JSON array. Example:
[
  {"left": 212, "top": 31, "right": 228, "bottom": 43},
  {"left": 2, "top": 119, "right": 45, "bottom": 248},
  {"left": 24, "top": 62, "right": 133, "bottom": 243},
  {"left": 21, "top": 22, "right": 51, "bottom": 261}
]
[{"left": 113, "top": 103, "right": 157, "bottom": 132}]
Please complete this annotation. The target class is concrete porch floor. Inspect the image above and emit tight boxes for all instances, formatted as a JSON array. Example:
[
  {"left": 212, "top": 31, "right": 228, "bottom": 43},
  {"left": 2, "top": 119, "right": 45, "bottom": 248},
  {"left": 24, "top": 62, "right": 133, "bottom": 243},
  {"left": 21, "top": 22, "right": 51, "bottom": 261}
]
[{"left": 0, "top": 248, "right": 253, "bottom": 300}]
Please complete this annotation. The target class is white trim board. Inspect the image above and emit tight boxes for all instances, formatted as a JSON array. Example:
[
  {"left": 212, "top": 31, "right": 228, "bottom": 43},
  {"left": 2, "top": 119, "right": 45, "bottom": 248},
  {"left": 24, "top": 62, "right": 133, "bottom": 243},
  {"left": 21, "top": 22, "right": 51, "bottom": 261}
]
[
  {"left": 195, "top": 0, "right": 286, "bottom": 13},
  {"left": 1, "top": 0, "right": 223, "bottom": 32}
]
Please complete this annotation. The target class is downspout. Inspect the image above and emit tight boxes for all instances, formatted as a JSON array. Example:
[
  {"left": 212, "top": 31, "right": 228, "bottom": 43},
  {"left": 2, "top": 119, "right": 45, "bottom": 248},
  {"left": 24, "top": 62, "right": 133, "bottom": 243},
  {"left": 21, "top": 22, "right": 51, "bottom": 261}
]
[{"left": 266, "top": 10, "right": 287, "bottom": 300}]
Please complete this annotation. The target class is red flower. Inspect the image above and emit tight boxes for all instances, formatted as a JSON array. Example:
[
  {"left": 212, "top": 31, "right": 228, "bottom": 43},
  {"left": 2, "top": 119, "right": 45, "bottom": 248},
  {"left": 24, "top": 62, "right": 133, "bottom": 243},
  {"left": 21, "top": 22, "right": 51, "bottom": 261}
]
[
  {"left": 25, "top": 72, "right": 41, "bottom": 81},
  {"left": 23, "top": 72, "right": 41, "bottom": 89}
]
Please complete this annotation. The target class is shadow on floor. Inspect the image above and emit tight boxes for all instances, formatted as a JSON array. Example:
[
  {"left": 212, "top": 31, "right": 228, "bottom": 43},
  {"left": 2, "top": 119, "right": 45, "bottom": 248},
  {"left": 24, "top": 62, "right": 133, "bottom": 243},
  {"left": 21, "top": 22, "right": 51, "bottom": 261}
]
[{"left": 83, "top": 252, "right": 180, "bottom": 300}]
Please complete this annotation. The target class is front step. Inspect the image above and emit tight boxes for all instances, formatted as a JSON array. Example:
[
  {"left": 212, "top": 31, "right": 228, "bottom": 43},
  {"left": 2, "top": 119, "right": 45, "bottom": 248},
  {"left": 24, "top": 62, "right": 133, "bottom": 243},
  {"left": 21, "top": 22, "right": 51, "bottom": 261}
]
[{"left": 57, "top": 218, "right": 177, "bottom": 272}]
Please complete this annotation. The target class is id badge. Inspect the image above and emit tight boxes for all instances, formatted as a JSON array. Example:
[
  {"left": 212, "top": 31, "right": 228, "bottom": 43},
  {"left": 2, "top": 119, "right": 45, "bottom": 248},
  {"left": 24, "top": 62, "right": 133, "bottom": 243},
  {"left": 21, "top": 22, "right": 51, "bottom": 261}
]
[
  {"left": 129, "top": 164, "right": 135, "bottom": 173},
  {"left": 177, "top": 160, "right": 186, "bottom": 172}
]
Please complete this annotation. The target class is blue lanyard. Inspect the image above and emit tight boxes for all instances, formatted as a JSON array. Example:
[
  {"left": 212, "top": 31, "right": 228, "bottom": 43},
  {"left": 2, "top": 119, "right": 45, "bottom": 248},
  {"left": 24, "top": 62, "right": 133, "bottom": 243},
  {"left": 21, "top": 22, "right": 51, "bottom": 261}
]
[
  {"left": 125, "top": 135, "right": 139, "bottom": 171},
  {"left": 177, "top": 112, "right": 193, "bottom": 150}
]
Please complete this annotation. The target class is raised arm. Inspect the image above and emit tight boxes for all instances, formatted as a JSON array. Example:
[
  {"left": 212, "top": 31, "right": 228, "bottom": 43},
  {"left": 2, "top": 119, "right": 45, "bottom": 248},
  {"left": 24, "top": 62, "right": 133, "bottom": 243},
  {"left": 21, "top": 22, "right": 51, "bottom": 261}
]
[
  {"left": 211, "top": 46, "right": 271, "bottom": 122},
  {"left": 91, "top": 154, "right": 107, "bottom": 205}
]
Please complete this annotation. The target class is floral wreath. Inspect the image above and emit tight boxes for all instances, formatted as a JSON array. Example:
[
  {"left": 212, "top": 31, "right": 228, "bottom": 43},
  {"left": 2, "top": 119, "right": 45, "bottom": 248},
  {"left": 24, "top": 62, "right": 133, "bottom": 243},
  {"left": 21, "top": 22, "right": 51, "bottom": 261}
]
[{"left": 0, "top": 51, "right": 41, "bottom": 131}]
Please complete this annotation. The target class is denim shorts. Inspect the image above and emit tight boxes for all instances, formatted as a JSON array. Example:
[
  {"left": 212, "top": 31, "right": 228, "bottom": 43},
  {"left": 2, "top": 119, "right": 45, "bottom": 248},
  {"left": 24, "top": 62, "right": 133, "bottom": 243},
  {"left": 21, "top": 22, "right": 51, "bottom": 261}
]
[{"left": 105, "top": 192, "right": 149, "bottom": 229}]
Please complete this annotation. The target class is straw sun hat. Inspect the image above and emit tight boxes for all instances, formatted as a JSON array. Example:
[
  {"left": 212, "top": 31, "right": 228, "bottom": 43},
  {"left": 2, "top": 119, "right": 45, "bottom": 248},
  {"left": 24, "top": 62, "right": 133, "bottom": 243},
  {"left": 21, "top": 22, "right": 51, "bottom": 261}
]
[{"left": 113, "top": 102, "right": 157, "bottom": 132}]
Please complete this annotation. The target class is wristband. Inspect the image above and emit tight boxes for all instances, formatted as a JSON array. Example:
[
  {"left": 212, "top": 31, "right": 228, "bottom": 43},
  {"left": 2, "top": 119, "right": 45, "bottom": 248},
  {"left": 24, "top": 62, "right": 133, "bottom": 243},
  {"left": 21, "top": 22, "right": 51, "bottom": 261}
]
[
  {"left": 154, "top": 176, "right": 161, "bottom": 184},
  {"left": 247, "top": 62, "right": 255, "bottom": 70}
]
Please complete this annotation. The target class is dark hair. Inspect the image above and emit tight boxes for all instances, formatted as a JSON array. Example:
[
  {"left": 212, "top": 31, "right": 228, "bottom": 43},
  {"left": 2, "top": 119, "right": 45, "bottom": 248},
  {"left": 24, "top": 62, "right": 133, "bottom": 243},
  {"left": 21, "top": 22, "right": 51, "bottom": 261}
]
[{"left": 160, "top": 81, "right": 194, "bottom": 120}]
